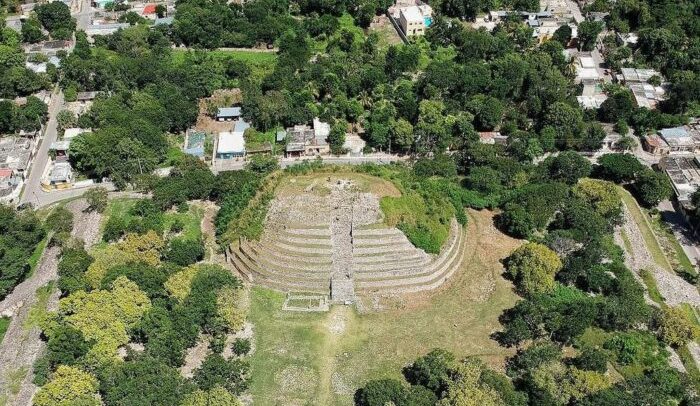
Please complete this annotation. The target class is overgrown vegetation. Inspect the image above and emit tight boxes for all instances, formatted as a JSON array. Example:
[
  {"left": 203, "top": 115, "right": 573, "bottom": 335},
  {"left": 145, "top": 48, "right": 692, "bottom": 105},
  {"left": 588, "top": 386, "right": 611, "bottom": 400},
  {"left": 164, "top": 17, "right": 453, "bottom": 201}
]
[{"left": 0, "top": 205, "right": 45, "bottom": 301}]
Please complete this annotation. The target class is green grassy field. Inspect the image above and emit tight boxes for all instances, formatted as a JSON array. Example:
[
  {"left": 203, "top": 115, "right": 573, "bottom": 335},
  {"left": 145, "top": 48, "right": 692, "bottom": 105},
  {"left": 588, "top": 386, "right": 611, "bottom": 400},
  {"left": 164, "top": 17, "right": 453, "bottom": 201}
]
[
  {"left": 650, "top": 214, "right": 698, "bottom": 277},
  {"left": 247, "top": 210, "right": 520, "bottom": 405},
  {"left": 101, "top": 198, "right": 203, "bottom": 241}
]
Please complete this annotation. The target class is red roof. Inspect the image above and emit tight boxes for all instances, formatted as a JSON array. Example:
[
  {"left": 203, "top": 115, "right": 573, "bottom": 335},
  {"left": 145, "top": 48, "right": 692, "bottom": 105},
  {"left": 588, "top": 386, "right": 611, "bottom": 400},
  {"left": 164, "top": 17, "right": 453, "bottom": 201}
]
[
  {"left": 0, "top": 169, "right": 13, "bottom": 179},
  {"left": 143, "top": 4, "right": 156, "bottom": 14}
]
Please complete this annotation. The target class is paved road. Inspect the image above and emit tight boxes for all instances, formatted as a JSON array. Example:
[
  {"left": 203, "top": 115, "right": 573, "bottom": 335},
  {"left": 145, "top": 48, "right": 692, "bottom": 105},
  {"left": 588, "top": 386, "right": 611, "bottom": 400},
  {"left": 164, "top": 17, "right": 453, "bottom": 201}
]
[
  {"left": 19, "top": 90, "right": 63, "bottom": 207},
  {"left": 74, "top": 0, "right": 92, "bottom": 31},
  {"left": 658, "top": 199, "right": 700, "bottom": 269}
]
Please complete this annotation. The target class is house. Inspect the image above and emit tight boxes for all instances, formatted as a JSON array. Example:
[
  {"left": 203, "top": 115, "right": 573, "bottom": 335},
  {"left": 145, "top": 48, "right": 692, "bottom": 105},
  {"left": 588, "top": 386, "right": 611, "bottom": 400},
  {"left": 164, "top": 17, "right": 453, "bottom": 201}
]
[
  {"left": 0, "top": 137, "right": 33, "bottom": 179},
  {"left": 0, "top": 168, "right": 19, "bottom": 198},
  {"left": 616, "top": 32, "right": 639, "bottom": 47},
  {"left": 63, "top": 128, "right": 89, "bottom": 140},
  {"left": 577, "top": 80, "right": 607, "bottom": 109},
  {"left": 46, "top": 162, "right": 73, "bottom": 189},
  {"left": 25, "top": 61, "right": 47, "bottom": 74},
  {"left": 643, "top": 134, "right": 670, "bottom": 155},
  {"left": 216, "top": 131, "right": 246, "bottom": 159},
  {"left": 154, "top": 16, "right": 174, "bottom": 26},
  {"left": 216, "top": 107, "right": 242, "bottom": 122},
  {"left": 86, "top": 23, "right": 130, "bottom": 39},
  {"left": 76, "top": 91, "right": 99, "bottom": 103},
  {"left": 399, "top": 6, "right": 427, "bottom": 37},
  {"left": 575, "top": 53, "right": 600, "bottom": 82},
  {"left": 587, "top": 12, "right": 609, "bottom": 22},
  {"left": 659, "top": 156, "right": 700, "bottom": 203},
  {"left": 478, "top": 132, "right": 508, "bottom": 145},
  {"left": 618, "top": 68, "right": 666, "bottom": 109},
  {"left": 50, "top": 140, "right": 71, "bottom": 159},
  {"left": 285, "top": 118, "right": 331, "bottom": 157},
  {"left": 184, "top": 129, "right": 206, "bottom": 157},
  {"left": 142, "top": 4, "right": 157, "bottom": 19},
  {"left": 658, "top": 126, "right": 700, "bottom": 154}
]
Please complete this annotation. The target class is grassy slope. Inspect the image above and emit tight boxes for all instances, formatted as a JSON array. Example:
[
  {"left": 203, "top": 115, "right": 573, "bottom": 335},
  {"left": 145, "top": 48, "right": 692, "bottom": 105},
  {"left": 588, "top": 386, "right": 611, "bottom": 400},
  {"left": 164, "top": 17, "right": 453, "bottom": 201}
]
[
  {"left": 247, "top": 210, "right": 520, "bottom": 405},
  {"left": 618, "top": 187, "right": 673, "bottom": 272}
]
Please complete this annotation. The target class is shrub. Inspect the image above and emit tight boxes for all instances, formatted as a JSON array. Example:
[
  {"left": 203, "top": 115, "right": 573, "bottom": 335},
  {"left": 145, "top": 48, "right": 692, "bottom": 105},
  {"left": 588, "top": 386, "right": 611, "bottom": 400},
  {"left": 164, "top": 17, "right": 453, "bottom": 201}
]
[
  {"left": 84, "top": 187, "right": 108, "bottom": 213},
  {"left": 45, "top": 206, "right": 74, "bottom": 233},
  {"left": 166, "top": 238, "right": 205, "bottom": 266},
  {"left": 231, "top": 338, "right": 251, "bottom": 356}
]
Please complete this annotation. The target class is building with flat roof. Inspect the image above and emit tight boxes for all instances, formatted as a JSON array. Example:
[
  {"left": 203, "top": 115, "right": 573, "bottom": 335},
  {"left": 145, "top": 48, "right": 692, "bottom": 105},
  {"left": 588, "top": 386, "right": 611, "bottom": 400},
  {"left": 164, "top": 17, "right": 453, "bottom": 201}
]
[
  {"left": 63, "top": 128, "right": 88, "bottom": 140},
  {"left": 216, "top": 131, "right": 246, "bottom": 159},
  {"left": 643, "top": 121, "right": 700, "bottom": 155},
  {"left": 659, "top": 155, "right": 700, "bottom": 203},
  {"left": 184, "top": 129, "right": 206, "bottom": 157},
  {"left": 285, "top": 118, "right": 331, "bottom": 157}
]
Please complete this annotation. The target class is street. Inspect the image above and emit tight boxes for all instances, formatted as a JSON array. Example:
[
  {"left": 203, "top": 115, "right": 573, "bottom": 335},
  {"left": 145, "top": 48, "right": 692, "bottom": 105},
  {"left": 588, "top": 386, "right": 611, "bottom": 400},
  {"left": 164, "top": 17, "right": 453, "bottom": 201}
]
[
  {"left": 658, "top": 199, "right": 700, "bottom": 269},
  {"left": 19, "top": 90, "right": 63, "bottom": 207}
]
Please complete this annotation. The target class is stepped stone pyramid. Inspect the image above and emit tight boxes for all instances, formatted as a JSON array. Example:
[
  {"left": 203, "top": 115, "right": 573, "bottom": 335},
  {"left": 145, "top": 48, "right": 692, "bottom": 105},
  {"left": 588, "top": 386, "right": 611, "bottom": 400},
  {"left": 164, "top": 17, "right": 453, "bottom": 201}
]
[{"left": 228, "top": 178, "right": 466, "bottom": 304}]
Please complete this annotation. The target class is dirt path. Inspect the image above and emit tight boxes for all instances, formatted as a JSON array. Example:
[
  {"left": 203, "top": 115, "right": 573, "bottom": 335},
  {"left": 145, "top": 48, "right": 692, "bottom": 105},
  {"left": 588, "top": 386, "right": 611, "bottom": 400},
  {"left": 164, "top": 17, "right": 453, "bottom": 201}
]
[{"left": 0, "top": 199, "right": 102, "bottom": 406}]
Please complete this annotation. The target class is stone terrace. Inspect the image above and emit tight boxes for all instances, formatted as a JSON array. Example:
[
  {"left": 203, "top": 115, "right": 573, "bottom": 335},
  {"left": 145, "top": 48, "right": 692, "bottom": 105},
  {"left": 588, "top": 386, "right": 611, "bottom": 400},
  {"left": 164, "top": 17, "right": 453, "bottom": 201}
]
[{"left": 228, "top": 178, "right": 466, "bottom": 306}]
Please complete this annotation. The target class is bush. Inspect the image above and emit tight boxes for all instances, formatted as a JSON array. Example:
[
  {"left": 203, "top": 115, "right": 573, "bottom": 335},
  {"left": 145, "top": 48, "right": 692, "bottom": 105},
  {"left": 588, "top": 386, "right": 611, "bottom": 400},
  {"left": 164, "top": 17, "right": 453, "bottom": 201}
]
[
  {"left": 231, "top": 338, "right": 251, "bottom": 356},
  {"left": 45, "top": 206, "right": 74, "bottom": 234},
  {"left": 170, "top": 218, "right": 185, "bottom": 234},
  {"left": 102, "top": 216, "right": 127, "bottom": 242},
  {"left": 84, "top": 187, "right": 108, "bottom": 213},
  {"left": 165, "top": 238, "right": 205, "bottom": 266}
]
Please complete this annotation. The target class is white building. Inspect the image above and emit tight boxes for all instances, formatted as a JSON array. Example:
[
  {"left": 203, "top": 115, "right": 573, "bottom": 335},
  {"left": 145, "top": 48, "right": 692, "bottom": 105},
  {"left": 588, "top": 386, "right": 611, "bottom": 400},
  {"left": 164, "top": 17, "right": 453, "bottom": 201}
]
[{"left": 399, "top": 6, "right": 426, "bottom": 36}]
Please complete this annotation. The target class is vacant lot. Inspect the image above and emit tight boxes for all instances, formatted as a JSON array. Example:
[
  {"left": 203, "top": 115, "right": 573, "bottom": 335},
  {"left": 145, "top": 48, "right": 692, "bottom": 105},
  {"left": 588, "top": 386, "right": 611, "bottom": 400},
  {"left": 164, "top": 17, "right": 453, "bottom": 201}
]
[{"left": 247, "top": 209, "right": 521, "bottom": 405}]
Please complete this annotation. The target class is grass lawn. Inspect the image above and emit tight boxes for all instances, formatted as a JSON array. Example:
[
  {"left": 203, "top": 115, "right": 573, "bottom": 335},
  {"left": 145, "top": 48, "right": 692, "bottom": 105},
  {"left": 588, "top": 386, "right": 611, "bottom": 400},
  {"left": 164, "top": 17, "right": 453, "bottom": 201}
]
[
  {"left": 101, "top": 198, "right": 203, "bottom": 241},
  {"left": 0, "top": 317, "right": 9, "bottom": 345},
  {"left": 172, "top": 49, "right": 277, "bottom": 80},
  {"left": 247, "top": 209, "right": 520, "bottom": 405},
  {"left": 618, "top": 187, "right": 673, "bottom": 272}
]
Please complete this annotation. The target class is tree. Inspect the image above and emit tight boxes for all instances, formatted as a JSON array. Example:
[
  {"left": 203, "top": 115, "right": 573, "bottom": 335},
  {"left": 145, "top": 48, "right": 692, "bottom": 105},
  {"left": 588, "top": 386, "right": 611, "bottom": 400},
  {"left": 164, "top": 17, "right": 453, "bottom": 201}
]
[
  {"left": 543, "top": 102, "right": 583, "bottom": 144},
  {"left": 57, "top": 109, "right": 76, "bottom": 130},
  {"left": 391, "top": 118, "right": 414, "bottom": 152},
  {"left": 540, "top": 151, "right": 591, "bottom": 185},
  {"left": 354, "top": 379, "right": 407, "bottom": 406},
  {"left": 552, "top": 25, "right": 572, "bottom": 46},
  {"left": 403, "top": 348, "right": 455, "bottom": 394},
  {"left": 45, "top": 324, "right": 90, "bottom": 368},
  {"left": 574, "top": 347, "right": 609, "bottom": 373},
  {"left": 594, "top": 153, "right": 645, "bottom": 183},
  {"left": 572, "top": 178, "right": 621, "bottom": 221},
  {"left": 155, "top": 4, "right": 167, "bottom": 18},
  {"left": 328, "top": 119, "right": 347, "bottom": 154},
  {"left": 614, "top": 120, "right": 629, "bottom": 136},
  {"left": 21, "top": 17, "right": 44, "bottom": 43},
  {"left": 45, "top": 206, "right": 74, "bottom": 234},
  {"left": 193, "top": 354, "right": 250, "bottom": 395},
  {"left": 102, "top": 356, "right": 193, "bottom": 405},
  {"left": 181, "top": 386, "right": 242, "bottom": 406},
  {"left": 505, "top": 242, "right": 563, "bottom": 296},
  {"left": 166, "top": 238, "right": 205, "bottom": 266},
  {"left": 577, "top": 21, "right": 603, "bottom": 51},
  {"left": 35, "top": 1, "right": 76, "bottom": 38},
  {"left": 84, "top": 187, "right": 108, "bottom": 213},
  {"left": 658, "top": 306, "right": 696, "bottom": 347},
  {"left": 437, "top": 358, "right": 504, "bottom": 406},
  {"left": 469, "top": 94, "right": 503, "bottom": 131},
  {"left": 633, "top": 169, "right": 672, "bottom": 207},
  {"left": 33, "top": 365, "right": 100, "bottom": 406},
  {"left": 57, "top": 247, "right": 93, "bottom": 295}
]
